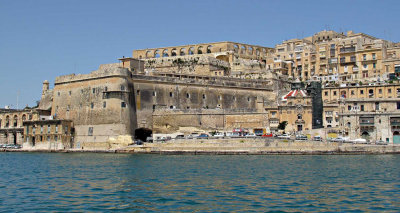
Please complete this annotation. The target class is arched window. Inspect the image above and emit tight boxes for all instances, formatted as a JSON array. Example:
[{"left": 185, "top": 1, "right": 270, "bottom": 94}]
[
  {"left": 248, "top": 46, "right": 253, "bottom": 55},
  {"left": 241, "top": 46, "right": 246, "bottom": 54},
  {"left": 180, "top": 48, "right": 186, "bottom": 56},
  {"left": 171, "top": 48, "right": 177, "bottom": 56},
  {"left": 197, "top": 46, "right": 203, "bottom": 54},
  {"left": 5, "top": 116, "right": 9, "bottom": 127},
  {"left": 233, "top": 44, "right": 239, "bottom": 53},
  {"left": 297, "top": 114, "right": 302, "bottom": 120},
  {"left": 162, "top": 49, "right": 169, "bottom": 57},
  {"left": 188, "top": 47, "right": 194, "bottom": 55},
  {"left": 145, "top": 51, "right": 152, "bottom": 58},
  {"left": 22, "top": 114, "right": 26, "bottom": 121},
  {"left": 13, "top": 115, "right": 18, "bottom": 127},
  {"left": 207, "top": 45, "right": 213, "bottom": 53},
  {"left": 154, "top": 50, "right": 160, "bottom": 58}
]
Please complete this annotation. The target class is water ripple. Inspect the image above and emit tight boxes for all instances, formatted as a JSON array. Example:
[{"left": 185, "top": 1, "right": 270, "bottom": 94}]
[{"left": 0, "top": 153, "right": 399, "bottom": 212}]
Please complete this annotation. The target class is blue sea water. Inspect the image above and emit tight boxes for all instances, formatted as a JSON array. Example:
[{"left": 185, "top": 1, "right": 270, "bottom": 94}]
[{"left": 0, "top": 153, "right": 399, "bottom": 212}]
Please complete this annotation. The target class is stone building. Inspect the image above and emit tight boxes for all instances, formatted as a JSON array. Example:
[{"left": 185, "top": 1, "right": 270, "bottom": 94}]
[
  {"left": 51, "top": 64, "right": 137, "bottom": 148},
  {"left": 23, "top": 119, "right": 73, "bottom": 149},
  {"left": 322, "top": 82, "right": 400, "bottom": 143},
  {"left": 0, "top": 108, "right": 48, "bottom": 145},
  {"left": 267, "top": 30, "right": 397, "bottom": 83}
]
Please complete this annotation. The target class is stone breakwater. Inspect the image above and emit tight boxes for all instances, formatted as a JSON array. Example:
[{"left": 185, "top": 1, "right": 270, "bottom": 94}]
[
  {"left": 126, "top": 139, "right": 400, "bottom": 154},
  {"left": 2, "top": 138, "right": 400, "bottom": 154}
]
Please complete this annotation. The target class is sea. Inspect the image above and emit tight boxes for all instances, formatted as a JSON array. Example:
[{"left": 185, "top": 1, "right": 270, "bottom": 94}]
[{"left": 0, "top": 153, "right": 399, "bottom": 212}]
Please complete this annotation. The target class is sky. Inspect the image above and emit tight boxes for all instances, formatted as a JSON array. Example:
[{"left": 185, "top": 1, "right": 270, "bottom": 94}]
[{"left": 0, "top": 0, "right": 399, "bottom": 108}]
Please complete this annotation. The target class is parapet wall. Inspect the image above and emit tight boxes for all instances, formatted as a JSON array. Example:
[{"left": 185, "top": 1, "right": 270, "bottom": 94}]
[
  {"left": 55, "top": 63, "right": 130, "bottom": 84},
  {"left": 131, "top": 74, "right": 275, "bottom": 90}
]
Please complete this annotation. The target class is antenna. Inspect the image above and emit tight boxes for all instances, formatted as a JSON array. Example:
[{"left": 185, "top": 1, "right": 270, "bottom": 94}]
[{"left": 16, "top": 90, "right": 20, "bottom": 110}]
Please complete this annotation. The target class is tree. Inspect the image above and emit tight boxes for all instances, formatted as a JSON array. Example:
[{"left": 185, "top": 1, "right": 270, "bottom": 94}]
[{"left": 278, "top": 121, "right": 288, "bottom": 131}]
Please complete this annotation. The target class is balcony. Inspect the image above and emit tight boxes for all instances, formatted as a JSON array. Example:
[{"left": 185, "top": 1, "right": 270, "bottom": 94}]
[
  {"left": 329, "top": 58, "right": 338, "bottom": 64},
  {"left": 340, "top": 47, "right": 356, "bottom": 53}
]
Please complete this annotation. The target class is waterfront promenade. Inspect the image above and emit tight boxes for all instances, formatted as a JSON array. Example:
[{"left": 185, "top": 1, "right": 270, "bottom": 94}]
[{"left": 2, "top": 138, "right": 400, "bottom": 154}]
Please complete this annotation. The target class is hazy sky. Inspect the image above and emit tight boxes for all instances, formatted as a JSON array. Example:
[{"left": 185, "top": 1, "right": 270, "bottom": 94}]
[{"left": 0, "top": 0, "right": 399, "bottom": 108}]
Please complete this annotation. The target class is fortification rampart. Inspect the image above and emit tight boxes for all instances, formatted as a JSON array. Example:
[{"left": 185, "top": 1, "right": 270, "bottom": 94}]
[{"left": 55, "top": 63, "right": 130, "bottom": 84}]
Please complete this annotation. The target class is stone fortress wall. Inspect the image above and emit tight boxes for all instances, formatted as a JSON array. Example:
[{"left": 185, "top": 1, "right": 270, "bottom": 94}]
[{"left": 52, "top": 64, "right": 137, "bottom": 146}]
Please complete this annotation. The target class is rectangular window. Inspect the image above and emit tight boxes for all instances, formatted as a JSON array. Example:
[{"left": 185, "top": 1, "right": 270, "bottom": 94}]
[
  {"left": 120, "top": 85, "right": 125, "bottom": 91},
  {"left": 372, "top": 53, "right": 376, "bottom": 60},
  {"left": 363, "top": 64, "right": 367, "bottom": 69},
  {"left": 47, "top": 125, "right": 50, "bottom": 133},
  {"left": 103, "top": 101, "right": 106, "bottom": 108},
  {"left": 379, "top": 89, "right": 382, "bottom": 94},
  {"left": 55, "top": 136, "right": 58, "bottom": 142},
  {"left": 363, "top": 54, "right": 366, "bottom": 60},
  {"left": 351, "top": 90, "right": 355, "bottom": 95},
  {"left": 333, "top": 91, "right": 337, "bottom": 96},
  {"left": 55, "top": 125, "right": 58, "bottom": 133},
  {"left": 121, "top": 102, "right": 126, "bottom": 108},
  {"left": 41, "top": 125, "right": 43, "bottom": 133},
  {"left": 64, "top": 126, "right": 68, "bottom": 134},
  {"left": 373, "top": 63, "right": 376, "bottom": 69},
  {"left": 324, "top": 92, "right": 328, "bottom": 96},
  {"left": 91, "top": 103, "right": 94, "bottom": 109},
  {"left": 348, "top": 105, "right": 352, "bottom": 111},
  {"left": 389, "top": 89, "right": 392, "bottom": 94},
  {"left": 137, "top": 90, "right": 140, "bottom": 95},
  {"left": 360, "top": 105, "right": 364, "bottom": 111},
  {"left": 88, "top": 127, "right": 93, "bottom": 136},
  {"left": 92, "top": 88, "right": 95, "bottom": 94},
  {"left": 360, "top": 90, "right": 364, "bottom": 95},
  {"left": 397, "top": 102, "right": 400, "bottom": 110}
]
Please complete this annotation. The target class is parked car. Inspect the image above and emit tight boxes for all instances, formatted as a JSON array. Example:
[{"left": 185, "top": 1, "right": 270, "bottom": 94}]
[
  {"left": 262, "top": 133, "right": 273, "bottom": 137},
  {"left": 134, "top": 139, "right": 143, "bottom": 145},
  {"left": 213, "top": 132, "right": 225, "bottom": 138},
  {"left": 352, "top": 138, "right": 367, "bottom": 144},
  {"left": 313, "top": 136, "right": 322, "bottom": 141},
  {"left": 175, "top": 134, "right": 185, "bottom": 139},
  {"left": 277, "top": 134, "right": 291, "bottom": 139},
  {"left": 376, "top": 140, "right": 387, "bottom": 145},
  {"left": 295, "top": 135, "right": 308, "bottom": 140},
  {"left": 197, "top": 133, "right": 209, "bottom": 138},
  {"left": 226, "top": 132, "right": 240, "bottom": 137},
  {"left": 331, "top": 137, "right": 346, "bottom": 142},
  {"left": 187, "top": 133, "right": 199, "bottom": 139},
  {"left": 245, "top": 133, "right": 257, "bottom": 137}
]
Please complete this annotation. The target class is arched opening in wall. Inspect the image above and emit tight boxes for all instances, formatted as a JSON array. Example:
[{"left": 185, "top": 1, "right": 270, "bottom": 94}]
[
  {"left": 139, "top": 56, "right": 142, "bottom": 59},
  {"left": 297, "top": 114, "right": 302, "bottom": 120},
  {"left": 13, "top": 115, "right": 18, "bottom": 127},
  {"left": 197, "top": 46, "right": 203, "bottom": 54},
  {"left": 5, "top": 116, "right": 9, "bottom": 127},
  {"left": 361, "top": 131, "right": 370, "bottom": 141},
  {"left": 146, "top": 51, "right": 152, "bottom": 58},
  {"left": 171, "top": 48, "right": 177, "bottom": 56},
  {"left": 162, "top": 49, "right": 169, "bottom": 57},
  {"left": 13, "top": 133, "right": 16, "bottom": 145},
  {"left": 207, "top": 45, "right": 213, "bottom": 53},
  {"left": 189, "top": 47, "right": 194, "bottom": 55},
  {"left": 22, "top": 114, "right": 26, "bottom": 122},
  {"left": 241, "top": 46, "right": 246, "bottom": 54},
  {"left": 180, "top": 48, "right": 186, "bottom": 56},
  {"left": 248, "top": 46, "right": 253, "bottom": 55},
  {"left": 263, "top": 49, "right": 267, "bottom": 56},
  {"left": 134, "top": 128, "right": 152, "bottom": 142},
  {"left": 256, "top": 49, "right": 260, "bottom": 56},
  {"left": 233, "top": 44, "right": 239, "bottom": 53},
  {"left": 154, "top": 50, "right": 160, "bottom": 58}
]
